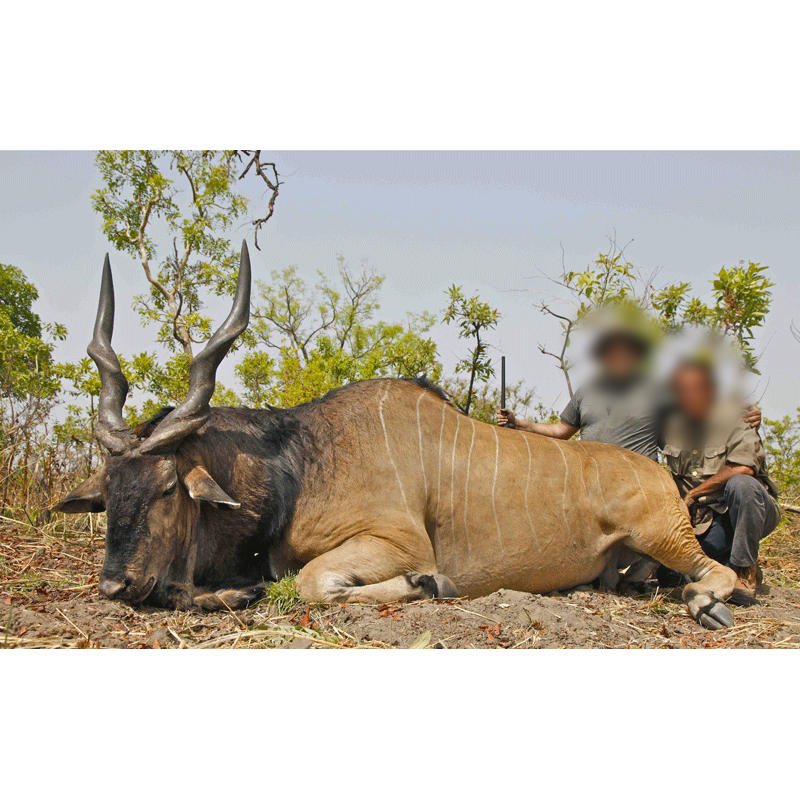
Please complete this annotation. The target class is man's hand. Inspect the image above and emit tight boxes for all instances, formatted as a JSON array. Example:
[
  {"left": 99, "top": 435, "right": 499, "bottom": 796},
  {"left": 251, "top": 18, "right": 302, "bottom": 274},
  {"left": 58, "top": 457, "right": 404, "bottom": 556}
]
[
  {"left": 497, "top": 408, "right": 516, "bottom": 428},
  {"left": 683, "top": 491, "right": 698, "bottom": 523},
  {"left": 743, "top": 404, "right": 761, "bottom": 430}
]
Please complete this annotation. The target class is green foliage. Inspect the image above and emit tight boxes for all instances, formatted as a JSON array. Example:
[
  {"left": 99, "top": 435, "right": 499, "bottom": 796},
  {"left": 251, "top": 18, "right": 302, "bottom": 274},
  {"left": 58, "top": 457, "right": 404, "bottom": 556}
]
[
  {"left": 246, "top": 257, "right": 440, "bottom": 407},
  {"left": 710, "top": 261, "right": 774, "bottom": 372},
  {"left": 529, "top": 402, "right": 561, "bottom": 425},
  {"left": 535, "top": 241, "right": 775, "bottom": 394},
  {"left": 235, "top": 351, "right": 276, "bottom": 408},
  {"left": 0, "top": 265, "right": 64, "bottom": 407},
  {"left": 533, "top": 244, "right": 663, "bottom": 395},
  {"left": 92, "top": 150, "right": 253, "bottom": 356},
  {"left": 652, "top": 262, "right": 774, "bottom": 372},
  {"left": 0, "top": 313, "right": 63, "bottom": 405},
  {"left": 651, "top": 282, "right": 693, "bottom": 333},
  {"left": 443, "top": 286, "right": 500, "bottom": 415},
  {"left": 83, "top": 150, "right": 283, "bottom": 431},
  {"left": 117, "top": 352, "right": 240, "bottom": 425},
  {"left": 0, "top": 263, "right": 44, "bottom": 338},
  {"left": 57, "top": 350, "right": 241, "bottom": 449},
  {"left": 0, "top": 264, "right": 67, "bottom": 513},
  {"left": 442, "top": 377, "right": 536, "bottom": 425},
  {"left": 763, "top": 410, "right": 800, "bottom": 506},
  {"left": 561, "top": 250, "right": 643, "bottom": 319},
  {"left": 263, "top": 574, "right": 300, "bottom": 615}
]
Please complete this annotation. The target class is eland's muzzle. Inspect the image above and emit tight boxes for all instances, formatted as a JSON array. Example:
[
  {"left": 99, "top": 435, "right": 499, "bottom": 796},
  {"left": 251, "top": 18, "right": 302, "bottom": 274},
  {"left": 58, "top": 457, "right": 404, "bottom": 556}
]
[{"left": 98, "top": 578, "right": 126, "bottom": 599}]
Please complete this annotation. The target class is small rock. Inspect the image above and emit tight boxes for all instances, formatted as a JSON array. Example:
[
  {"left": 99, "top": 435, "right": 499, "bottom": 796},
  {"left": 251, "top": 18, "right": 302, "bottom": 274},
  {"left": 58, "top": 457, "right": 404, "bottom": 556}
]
[{"left": 283, "top": 636, "right": 312, "bottom": 649}]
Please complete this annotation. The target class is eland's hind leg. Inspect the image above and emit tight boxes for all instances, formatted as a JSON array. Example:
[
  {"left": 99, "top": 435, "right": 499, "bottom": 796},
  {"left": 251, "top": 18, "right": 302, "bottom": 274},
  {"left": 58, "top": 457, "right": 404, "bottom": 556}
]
[
  {"left": 624, "top": 497, "right": 736, "bottom": 630},
  {"left": 296, "top": 532, "right": 460, "bottom": 604}
]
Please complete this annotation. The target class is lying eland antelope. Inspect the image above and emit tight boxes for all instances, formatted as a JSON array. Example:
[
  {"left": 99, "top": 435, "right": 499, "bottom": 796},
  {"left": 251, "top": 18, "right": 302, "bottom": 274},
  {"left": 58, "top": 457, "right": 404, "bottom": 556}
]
[{"left": 54, "top": 242, "right": 737, "bottom": 629}]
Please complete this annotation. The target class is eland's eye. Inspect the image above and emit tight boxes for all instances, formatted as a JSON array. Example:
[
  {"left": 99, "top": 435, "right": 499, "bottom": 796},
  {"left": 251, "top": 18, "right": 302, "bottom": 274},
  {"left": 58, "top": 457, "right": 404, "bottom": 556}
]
[{"left": 163, "top": 483, "right": 177, "bottom": 497}]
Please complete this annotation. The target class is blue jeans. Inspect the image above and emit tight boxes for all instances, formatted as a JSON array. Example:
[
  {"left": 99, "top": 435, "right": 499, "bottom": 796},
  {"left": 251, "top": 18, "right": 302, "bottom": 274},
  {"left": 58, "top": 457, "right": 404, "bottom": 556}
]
[{"left": 698, "top": 475, "right": 779, "bottom": 568}]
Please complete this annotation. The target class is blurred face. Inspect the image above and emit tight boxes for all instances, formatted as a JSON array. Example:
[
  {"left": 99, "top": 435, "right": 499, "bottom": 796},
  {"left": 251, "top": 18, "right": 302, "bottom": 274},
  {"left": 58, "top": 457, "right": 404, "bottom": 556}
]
[
  {"left": 598, "top": 339, "right": 642, "bottom": 379},
  {"left": 673, "top": 367, "right": 715, "bottom": 422}
]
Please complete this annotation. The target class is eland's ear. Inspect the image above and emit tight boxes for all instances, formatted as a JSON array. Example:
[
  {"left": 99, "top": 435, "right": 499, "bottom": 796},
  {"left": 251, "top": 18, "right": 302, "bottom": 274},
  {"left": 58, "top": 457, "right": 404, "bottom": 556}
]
[
  {"left": 52, "top": 471, "right": 106, "bottom": 514},
  {"left": 182, "top": 466, "right": 240, "bottom": 508}
]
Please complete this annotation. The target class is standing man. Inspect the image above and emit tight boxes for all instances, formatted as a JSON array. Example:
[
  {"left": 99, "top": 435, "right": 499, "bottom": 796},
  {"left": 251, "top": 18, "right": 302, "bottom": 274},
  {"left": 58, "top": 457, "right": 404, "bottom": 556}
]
[{"left": 663, "top": 360, "right": 780, "bottom": 603}]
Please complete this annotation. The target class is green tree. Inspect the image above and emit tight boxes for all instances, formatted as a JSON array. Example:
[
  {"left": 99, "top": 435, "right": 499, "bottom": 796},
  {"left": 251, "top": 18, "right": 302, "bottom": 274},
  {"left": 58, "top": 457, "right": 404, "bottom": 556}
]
[
  {"left": 651, "top": 261, "right": 774, "bottom": 372},
  {"left": 442, "top": 286, "right": 500, "bottom": 416},
  {"left": 442, "top": 376, "right": 536, "bottom": 425},
  {"left": 0, "top": 263, "right": 44, "bottom": 338},
  {"left": 244, "top": 257, "right": 440, "bottom": 407},
  {"left": 532, "top": 240, "right": 682, "bottom": 396},
  {"left": 92, "top": 149, "right": 280, "bottom": 359},
  {"left": 235, "top": 351, "right": 276, "bottom": 408},
  {"left": 709, "top": 261, "right": 774, "bottom": 373},
  {"left": 530, "top": 239, "right": 774, "bottom": 394},
  {"left": 0, "top": 265, "right": 66, "bottom": 511}
]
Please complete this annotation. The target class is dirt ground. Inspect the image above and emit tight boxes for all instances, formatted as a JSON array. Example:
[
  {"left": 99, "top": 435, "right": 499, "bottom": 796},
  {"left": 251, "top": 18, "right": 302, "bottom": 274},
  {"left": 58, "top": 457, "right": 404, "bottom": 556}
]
[{"left": 2, "top": 515, "right": 800, "bottom": 649}]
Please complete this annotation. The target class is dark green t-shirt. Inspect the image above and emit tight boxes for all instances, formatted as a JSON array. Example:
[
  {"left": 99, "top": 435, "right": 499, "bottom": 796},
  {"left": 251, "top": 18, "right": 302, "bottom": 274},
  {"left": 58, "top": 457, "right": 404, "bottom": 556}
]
[{"left": 560, "top": 375, "right": 669, "bottom": 461}]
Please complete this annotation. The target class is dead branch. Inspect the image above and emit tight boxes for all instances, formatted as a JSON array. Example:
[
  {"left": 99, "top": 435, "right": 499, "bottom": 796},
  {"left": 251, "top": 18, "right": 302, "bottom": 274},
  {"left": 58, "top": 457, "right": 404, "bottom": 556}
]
[{"left": 236, "top": 150, "right": 281, "bottom": 251}]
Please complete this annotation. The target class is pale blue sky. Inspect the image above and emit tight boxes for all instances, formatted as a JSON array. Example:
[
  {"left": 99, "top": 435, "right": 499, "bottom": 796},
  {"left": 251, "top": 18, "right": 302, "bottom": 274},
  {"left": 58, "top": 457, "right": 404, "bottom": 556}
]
[{"left": 1, "top": 151, "right": 798, "bottom": 419}]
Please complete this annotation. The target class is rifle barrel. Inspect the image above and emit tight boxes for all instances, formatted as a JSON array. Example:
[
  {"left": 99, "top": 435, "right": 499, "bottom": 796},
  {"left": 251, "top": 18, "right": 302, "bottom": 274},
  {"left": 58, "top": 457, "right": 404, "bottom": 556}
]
[{"left": 500, "top": 356, "right": 506, "bottom": 410}]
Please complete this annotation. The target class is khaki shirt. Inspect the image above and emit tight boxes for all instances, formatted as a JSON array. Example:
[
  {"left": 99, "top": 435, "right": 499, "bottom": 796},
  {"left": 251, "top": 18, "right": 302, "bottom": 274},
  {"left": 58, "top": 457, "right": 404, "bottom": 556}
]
[{"left": 662, "top": 402, "right": 780, "bottom": 535}]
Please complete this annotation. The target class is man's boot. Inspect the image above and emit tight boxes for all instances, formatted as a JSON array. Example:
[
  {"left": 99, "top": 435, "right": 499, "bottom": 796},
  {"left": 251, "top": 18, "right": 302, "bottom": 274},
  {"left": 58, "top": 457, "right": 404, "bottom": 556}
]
[{"left": 730, "top": 564, "right": 760, "bottom": 606}]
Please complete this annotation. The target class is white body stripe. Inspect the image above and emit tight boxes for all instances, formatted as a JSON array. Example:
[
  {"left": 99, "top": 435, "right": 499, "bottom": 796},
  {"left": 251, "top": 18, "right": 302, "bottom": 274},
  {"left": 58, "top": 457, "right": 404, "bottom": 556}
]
[
  {"left": 521, "top": 434, "right": 536, "bottom": 535},
  {"left": 463, "top": 418, "right": 476, "bottom": 553},
  {"left": 378, "top": 385, "right": 416, "bottom": 529},
  {"left": 435, "top": 401, "right": 446, "bottom": 524},
  {"left": 450, "top": 415, "right": 461, "bottom": 536},
  {"left": 551, "top": 439, "right": 571, "bottom": 532},
  {"left": 576, "top": 442, "right": 610, "bottom": 517},
  {"left": 415, "top": 391, "right": 428, "bottom": 498},
  {"left": 621, "top": 450, "right": 649, "bottom": 507},
  {"left": 491, "top": 427, "right": 503, "bottom": 548}
]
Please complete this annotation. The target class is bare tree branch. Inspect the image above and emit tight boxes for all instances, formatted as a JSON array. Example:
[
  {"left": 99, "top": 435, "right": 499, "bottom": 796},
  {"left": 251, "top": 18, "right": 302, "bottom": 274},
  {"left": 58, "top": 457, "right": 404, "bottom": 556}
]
[{"left": 236, "top": 150, "right": 281, "bottom": 251}]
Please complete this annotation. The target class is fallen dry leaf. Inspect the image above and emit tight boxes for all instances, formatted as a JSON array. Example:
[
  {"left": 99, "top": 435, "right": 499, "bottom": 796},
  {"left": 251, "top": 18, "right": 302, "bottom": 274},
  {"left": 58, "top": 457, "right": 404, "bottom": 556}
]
[
  {"left": 479, "top": 623, "right": 502, "bottom": 641},
  {"left": 410, "top": 630, "right": 432, "bottom": 649}
]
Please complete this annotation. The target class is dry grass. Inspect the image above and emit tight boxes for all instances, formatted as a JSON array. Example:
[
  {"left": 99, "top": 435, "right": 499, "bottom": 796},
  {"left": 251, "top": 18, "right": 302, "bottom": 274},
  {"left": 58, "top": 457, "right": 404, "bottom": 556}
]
[{"left": 761, "top": 515, "right": 800, "bottom": 588}]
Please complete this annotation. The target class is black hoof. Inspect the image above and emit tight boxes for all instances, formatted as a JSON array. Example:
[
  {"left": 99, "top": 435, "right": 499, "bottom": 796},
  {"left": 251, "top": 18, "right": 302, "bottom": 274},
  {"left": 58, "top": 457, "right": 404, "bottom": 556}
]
[
  {"left": 696, "top": 600, "right": 734, "bottom": 630},
  {"left": 405, "top": 573, "right": 460, "bottom": 599},
  {"left": 405, "top": 572, "right": 439, "bottom": 597}
]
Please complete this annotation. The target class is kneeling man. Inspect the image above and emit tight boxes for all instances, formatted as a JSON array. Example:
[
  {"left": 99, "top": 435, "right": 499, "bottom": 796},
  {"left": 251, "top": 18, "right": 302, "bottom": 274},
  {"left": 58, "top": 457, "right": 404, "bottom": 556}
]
[{"left": 664, "top": 360, "right": 780, "bottom": 603}]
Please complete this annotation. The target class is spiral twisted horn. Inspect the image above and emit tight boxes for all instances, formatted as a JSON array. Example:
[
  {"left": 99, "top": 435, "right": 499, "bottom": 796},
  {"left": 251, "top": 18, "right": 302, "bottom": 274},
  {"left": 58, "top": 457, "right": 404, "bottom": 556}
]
[{"left": 88, "top": 255, "right": 136, "bottom": 454}]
